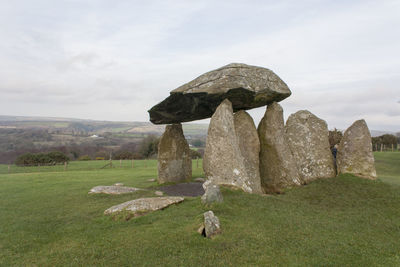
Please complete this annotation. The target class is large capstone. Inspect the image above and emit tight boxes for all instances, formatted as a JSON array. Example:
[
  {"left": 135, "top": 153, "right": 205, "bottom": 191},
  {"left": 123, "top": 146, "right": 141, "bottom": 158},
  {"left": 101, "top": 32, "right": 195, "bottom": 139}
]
[
  {"left": 203, "top": 99, "right": 256, "bottom": 193},
  {"left": 234, "top": 110, "right": 263, "bottom": 194},
  {"left": 149, "top": 63, "right": 291, "bottom": 124},
  {"left": 258, "top": 102, "right": 301, "bottom": 193},
  {"left": 157, "top": 123, "right": 192, "bottom": 184},
  {"left": 337, "top": 119, "right": 377, "bottom": 179},
  {"left": 285, "top": 110, "right": 336, "bottom": 183}
]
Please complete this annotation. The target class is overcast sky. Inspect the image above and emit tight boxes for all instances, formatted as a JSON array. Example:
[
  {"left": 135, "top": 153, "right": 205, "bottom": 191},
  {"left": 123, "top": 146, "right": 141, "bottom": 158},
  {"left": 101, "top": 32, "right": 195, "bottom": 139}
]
[{"left": 0, "top": 0, "right": 399, "bottom": 131}]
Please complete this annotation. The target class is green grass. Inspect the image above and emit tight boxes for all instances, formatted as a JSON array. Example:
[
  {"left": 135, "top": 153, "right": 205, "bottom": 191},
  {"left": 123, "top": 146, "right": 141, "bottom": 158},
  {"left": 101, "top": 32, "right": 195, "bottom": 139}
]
[
  {"left": 0, "top": 155, "right": 399, "bottom": 266},
  {"left": 0, "top": 159, "right": 204, "bottom": 175},
  {"left": 374, "top": 151, "right": 400, "bottom": 185}
]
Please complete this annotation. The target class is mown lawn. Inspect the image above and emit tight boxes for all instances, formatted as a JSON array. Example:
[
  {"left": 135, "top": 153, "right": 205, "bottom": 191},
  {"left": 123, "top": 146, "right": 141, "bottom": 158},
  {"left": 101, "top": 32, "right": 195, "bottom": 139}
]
[
  {"left": 374, "top": 152, "right": 400, "bottom": 185},
  {"left": 0, "top": 154, "right": 399, "bottom": 266}
]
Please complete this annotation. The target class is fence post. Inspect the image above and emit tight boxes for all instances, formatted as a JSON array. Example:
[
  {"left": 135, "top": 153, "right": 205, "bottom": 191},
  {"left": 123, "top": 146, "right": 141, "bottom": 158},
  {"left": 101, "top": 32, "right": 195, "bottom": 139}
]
[
  {"left": 64, "top": 162, "right": 67, "bottom": 171},
  {"left": 8, "top": 165, "right": 10, "bottom": 173},
  {"left": 131, "top": 159, "right": 134, "bottom": 168}
]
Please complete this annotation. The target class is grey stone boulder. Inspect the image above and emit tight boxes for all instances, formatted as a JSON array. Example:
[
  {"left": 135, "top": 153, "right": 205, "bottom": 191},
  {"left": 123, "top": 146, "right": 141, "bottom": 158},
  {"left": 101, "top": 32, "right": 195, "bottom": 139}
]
[
  {"left": 194, "top": 177, "right": 206, "bottom": 183},
  {"left": 285, "top": 110, "right": 336, "bottom": 183},
  {"left": 104, "top": 196, "right": 184, "bottom": 217},
  {"left": 89, "top": 185, "right": 141, "bottom": 195},
  {"left": 154, "top": 191, "right": 164, "bottom": 196},
  {"left": 234, "top": 110, "right": 263, "bottom": 194},
  {"left": 203, "top": 99, "right": 256, "bottom": 193},
  {"left": 157, "top": 123, "right": 192, "bottom": 184},
  {"left": 258, "top": 102, "right": 301, "bottom": 193},
  {"left": 149, "top": 63, "right": 291, "bottom": 124},
  {"left": 204, "top": 211, "right": 221, "bottom": 238},
  {"left": 201, "top": 180, "right": 223, "bottom": 204},
  {"left": 337, "top": 119, "right": 377, "bottom": 179}
]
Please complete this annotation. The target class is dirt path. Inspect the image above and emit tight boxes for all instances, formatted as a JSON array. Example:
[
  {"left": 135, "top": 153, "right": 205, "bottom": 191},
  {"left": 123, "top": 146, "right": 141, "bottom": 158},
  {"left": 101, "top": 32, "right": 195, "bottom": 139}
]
[{"left": 159, "top": 182, "right": 204, "bottom": 197}]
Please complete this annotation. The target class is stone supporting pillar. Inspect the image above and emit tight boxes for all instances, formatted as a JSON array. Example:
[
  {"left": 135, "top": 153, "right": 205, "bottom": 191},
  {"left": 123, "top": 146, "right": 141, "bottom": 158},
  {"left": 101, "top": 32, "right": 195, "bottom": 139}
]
[
  {"left": 203, "top": 99, "right": 262, "bottom": 193},
  {"left": 157, "top": 123, "right": 192, "bottom": 184},
  {"left": 258, "top": 102, "right": 301, "bottom": 193}
]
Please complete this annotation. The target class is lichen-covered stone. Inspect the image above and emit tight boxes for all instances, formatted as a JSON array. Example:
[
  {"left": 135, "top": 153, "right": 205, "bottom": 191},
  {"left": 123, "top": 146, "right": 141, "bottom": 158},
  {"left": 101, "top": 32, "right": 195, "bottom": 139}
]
[
  {"left": 258, "top": 102, "right": 301, "bottom": 193},
  {"left": 337, "top": 119, "right": 377, "bottom": 179},
  {"left": 104, "top": 197, "right": 184, "bottom": 216},
  {"left": 234, "top": 110, "right": 263, "bottom": 194},
  {"left": 157, "top": 123, "right": 192, "bottom": 184},
  {"left": 149, "top": 63, "right": 291, "bottom": 124},
  {"left": 203, "top": 99, "right": 255, "bottom": 193},
  {"left": 204, "top": 211, "right": 221, "bottom": 238},
  {"left": 285, "top": 110, "right": 336, "bottom": 183},
  {"left": 88, "top": 185, "right": 141, "bottom": 195},
  {"left": 201, "top": 180, "right": 223, "bottom": 204}
]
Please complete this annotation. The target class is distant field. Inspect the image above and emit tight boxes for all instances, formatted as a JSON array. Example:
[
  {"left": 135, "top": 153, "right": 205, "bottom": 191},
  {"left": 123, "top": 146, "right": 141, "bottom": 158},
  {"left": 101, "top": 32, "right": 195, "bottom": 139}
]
[
  {"left": 0, "top": 154, "right": 399, "bottom": 266},
  {"left": 0, "top": 159, "right": 204, "bottom": 174}
]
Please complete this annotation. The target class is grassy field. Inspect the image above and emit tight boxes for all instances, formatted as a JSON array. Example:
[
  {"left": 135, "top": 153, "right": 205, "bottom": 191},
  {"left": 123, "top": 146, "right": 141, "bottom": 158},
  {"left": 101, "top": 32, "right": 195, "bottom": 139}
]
[
  {"left": 374, "top": 152, "right": 400, "bottom": 185},
  {"left": 0, "top": 154, "right": 399, "bottom": 266}
]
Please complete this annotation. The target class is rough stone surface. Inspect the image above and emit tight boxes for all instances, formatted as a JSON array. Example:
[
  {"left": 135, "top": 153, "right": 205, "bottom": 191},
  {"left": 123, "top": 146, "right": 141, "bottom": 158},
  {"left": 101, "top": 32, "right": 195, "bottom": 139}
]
[
  {"left": 258, "top": 102, "right": 301, "bottom": 193},
  {"left": 88, "top": 185, "right": 140, "bottom": 195},
  {"left": 149, "top": 63, "right": 291, "bottom": 124},
  {"left": 337, "top": 119, "right": 377, "bottom": 179},
  {"left": 203, "top": 99, "right": 256, "bottom": 193},
  {"left": 157, "top": 123, "right": 192, "bottom": 184},
  {"left": 104, "top": 197, "right": 184, "bottom": 216},
  {"left": 194, "top": 177, "right": 206, "bottom": 183},
  {"left": 234, "top": 110, "right": 263, "bottom": 194},
  {"left": 204, "top": 211, "right": 221, "bottom": 238},
  {"left": 201, "top": 180, "right": 223, "bottom": 204},
  {"left": 285, "top": 110, "right": 336, "bottom": 183},
  {"left": 155, "top": 191, "right": 163, "bottom": 196}
]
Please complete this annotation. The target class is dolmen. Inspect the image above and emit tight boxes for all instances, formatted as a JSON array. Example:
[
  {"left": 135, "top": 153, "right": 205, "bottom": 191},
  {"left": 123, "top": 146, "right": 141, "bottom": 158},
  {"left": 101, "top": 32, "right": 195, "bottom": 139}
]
[{"left": 149, "top": 63, "right": 377, "bottom": 194}]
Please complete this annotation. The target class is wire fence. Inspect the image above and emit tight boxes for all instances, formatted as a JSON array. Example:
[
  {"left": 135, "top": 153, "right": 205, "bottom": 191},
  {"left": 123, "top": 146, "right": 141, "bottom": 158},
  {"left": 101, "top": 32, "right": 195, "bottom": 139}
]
[{"left": 372, "top": 143, "right": 400, "bottom": 152}]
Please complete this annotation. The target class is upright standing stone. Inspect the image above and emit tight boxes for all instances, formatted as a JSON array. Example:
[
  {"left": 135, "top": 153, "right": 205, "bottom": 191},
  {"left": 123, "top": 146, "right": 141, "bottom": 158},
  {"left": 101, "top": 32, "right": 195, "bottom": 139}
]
[
  {"left": 203, "top": 99, "right": 255, "bottom": 193},
  {"left": 258, "top": 102, "right": 301, "bottom": 193},
  {"left": 285, "top": 110, "right": 336, "bottom": 183},
  {"left": 203, "top": 211, "right": 221, "bottom": 238},
  {"left": 234, "top": 110, "right": 263, "bottom": 194},
  {"left": 337, "top": 119, "right": 377, "bottom": 179},
  {"left": 157, "top": 124, "right": 192, "bottom": 184}
]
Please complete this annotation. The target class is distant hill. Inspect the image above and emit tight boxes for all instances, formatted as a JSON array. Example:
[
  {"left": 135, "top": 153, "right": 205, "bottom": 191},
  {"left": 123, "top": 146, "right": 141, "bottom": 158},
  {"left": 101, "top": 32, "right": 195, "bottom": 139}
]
[
  {"left": 0, "top": 115, "right": 88, "bottom": 122},
  {"left": 370, "top": 130, "right": 398, "bottom": 137},
  {"left": 0, "top": 115, "right": 209, "bottom": 137},
  {"left": 0, "top": 115, "right": 209, "bottom": 164}
]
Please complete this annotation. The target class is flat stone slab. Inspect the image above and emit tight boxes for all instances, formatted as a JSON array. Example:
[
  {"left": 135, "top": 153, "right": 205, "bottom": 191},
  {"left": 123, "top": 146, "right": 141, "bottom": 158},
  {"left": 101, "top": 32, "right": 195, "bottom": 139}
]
[
  {"left": 104, "top": 197, "right": 184, "bottom": 215},
  {"left": 148, "top": 63, "right": 291, "bottom": 124},
  {"left": 159, "top": 182, "right": 205, "bottom": 197},
  {"left": 88, "top": 185, "right": 141, "bottom": 195}
]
